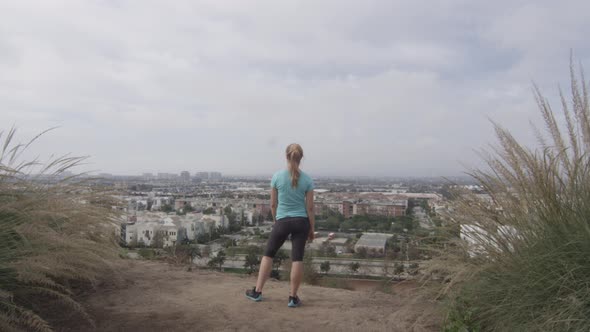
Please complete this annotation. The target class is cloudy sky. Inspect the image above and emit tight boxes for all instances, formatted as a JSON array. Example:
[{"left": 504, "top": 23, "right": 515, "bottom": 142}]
[{"left": 1, "top": 1, "right": 589, "bottom": 177}]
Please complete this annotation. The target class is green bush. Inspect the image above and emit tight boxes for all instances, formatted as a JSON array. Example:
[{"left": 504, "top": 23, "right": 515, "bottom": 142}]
[
  {"left": 138, "top": 248, "right": 155, "bottom": 259},
  {"left": 320, "top": 278, "right": 353, "bottom": 291},
  {"left": 431, "top": 62, "right": 590, "bottom": 331},
  {"left": 443, "top": 297, "right": 481, "bottom": 332},
  {"left": 0, "top": 128, "right": 121, "bottom": 331}
]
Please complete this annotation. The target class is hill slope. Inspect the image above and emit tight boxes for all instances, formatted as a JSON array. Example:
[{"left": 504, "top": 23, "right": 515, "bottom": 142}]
[{"left": 63, "top": 261, "right": 441, "bottom": 332}]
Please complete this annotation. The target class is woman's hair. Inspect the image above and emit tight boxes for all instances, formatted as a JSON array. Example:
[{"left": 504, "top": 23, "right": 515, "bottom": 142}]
[{"left": 286, "top": 143, "right": 303, "bottom": 188}]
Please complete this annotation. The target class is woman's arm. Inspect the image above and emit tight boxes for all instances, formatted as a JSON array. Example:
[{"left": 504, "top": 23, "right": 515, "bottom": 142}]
[
  {"left": 306, "top": 190, "right": 315, "bottom": 240},
  {"left": 270, "top": 187, "right": 278, "bottom": 222}
]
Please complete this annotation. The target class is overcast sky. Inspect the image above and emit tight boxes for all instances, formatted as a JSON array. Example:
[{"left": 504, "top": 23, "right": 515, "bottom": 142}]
[{"left": 1, "top": 1, "right": 589, "bottom": 177}]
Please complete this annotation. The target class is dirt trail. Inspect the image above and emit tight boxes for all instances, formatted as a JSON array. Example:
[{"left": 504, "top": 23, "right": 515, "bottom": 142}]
[{"left": 65, "top": 261, "right": 441, "bottom": 332}]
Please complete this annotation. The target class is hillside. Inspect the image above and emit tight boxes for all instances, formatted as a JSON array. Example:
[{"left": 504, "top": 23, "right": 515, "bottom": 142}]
[{"left": 61, "top": 261, "right": 441, "bottom": 332}]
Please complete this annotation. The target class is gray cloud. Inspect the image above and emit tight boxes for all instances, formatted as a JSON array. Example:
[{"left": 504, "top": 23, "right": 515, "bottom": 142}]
[{"left": 1, "top": 1, "right": 589, "bottom": 176}]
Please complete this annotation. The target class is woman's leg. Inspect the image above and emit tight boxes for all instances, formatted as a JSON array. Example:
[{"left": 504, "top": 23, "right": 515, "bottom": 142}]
[
  {"left": 289, "top": 218, "right": 310, "bottom": 297},
  {"left": 255, "top": 256, "right": 273, "bottom": 292},
  {"left": 256, "top": 221, "right": 289, "bottom": 292},
  {"left": 290, "top": 261, "right": 304, "bottom": 296}
]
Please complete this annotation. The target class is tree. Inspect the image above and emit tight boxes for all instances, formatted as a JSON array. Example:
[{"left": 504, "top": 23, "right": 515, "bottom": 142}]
[
  {"left": 216, "top": 249, "right": 226, "bottom": 270},
  {"left": 341, "top": 220, "right": 355, "bottom": 232},
  {"left": 273, "top": 249, "right": 289, "bottom": 273},
  {"left": 325, "top": 216, "right": 340, "bottom": 230},
  {"left": 349, "top": 262, "right": 360, "bottom": 275},
  {"left": 326, "top": 244, "right": 337, "bottom": 257},
  {"left": 244, "top": 246, "right": 261, "bottom": 274},
  {"left": 317, "top": 242, "right": 326, "bottom": 257},
  {"left": 354, "top": 246, "right": 368, "bottom": 259},
  {"left": 177, "top": 203, "right": 194, "bottom": 215},
  {"left": 161, "top": 203, "right": 174, "bottom": 213},
  {"left": 359, "top": 221, "right": 371, "bottom": 232},
  {"left": 386, "top": 235, "right": 399, "bottom": 251},
  {"left": 201, "top": 245, "right": 210, "bottom": 258},
  {"left": 223, "top": 237, "right": 237, "bottom": 248},
  {"left": 257, "top": 213, "right": 264, "bottom": 225},
  {"left": 207, "top": 249, "right": 226, "bottom": 271},
  {"left": 203, "top": 207, "right": 215, "bottom": 215},
  {"left": 188, "top": 245, "right": 201, "bottom": 264},
  {"left": 196, "top": 232, "right": 209, "bottom": 244},
  {"left": 224, "top": 205, "right": 233, "bottom": 216},
  {"left": 303, "top": 253, "right": 319, "bottom": 285},
  {"left": 207, "top": 256, "right": 217, "bottom": 269},
  {"left": 320, "top": 261, "right": 331, "bottom": 275},
  {"left": 151, "top": 230, "right": 165, "bottom": 248},
  {"left": 227, "top": 211, "right": 241, "bottom": 232}
]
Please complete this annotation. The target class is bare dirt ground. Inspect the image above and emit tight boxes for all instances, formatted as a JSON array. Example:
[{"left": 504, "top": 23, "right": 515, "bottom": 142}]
[{"left": 63, "top": 260, "right": 442, "bottom": 332}]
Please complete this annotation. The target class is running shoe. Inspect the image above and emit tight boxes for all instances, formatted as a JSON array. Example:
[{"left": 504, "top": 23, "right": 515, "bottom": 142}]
[
  {"left": 288, "top": 295, "right": 301, "bottom": 308},
  {"left": 245, "top": 287, "right": 262, "bottom": 302}
]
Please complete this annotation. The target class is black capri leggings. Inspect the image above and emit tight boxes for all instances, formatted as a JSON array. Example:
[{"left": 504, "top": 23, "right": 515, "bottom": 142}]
[{"left": 264, "top": 217, "right": 310, "bottom": 262}]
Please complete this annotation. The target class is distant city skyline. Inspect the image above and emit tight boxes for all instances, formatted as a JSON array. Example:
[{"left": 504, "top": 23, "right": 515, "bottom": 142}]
[{"left": 2, "top": 2, "right": 589, "bottom": 177}]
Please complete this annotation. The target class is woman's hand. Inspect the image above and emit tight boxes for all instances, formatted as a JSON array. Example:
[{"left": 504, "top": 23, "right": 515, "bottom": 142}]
[{"left": 308, "top": 229, "right": 315, "bottom": 242}]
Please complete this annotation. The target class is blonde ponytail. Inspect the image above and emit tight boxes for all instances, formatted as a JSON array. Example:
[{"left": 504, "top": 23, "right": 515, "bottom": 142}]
[{"left": 286, "top": 143, "right": 303, "bottom": 188}]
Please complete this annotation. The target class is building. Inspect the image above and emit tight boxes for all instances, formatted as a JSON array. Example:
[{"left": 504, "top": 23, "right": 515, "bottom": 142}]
[
  {"left": 314, "top": 201, "right": 342, "bottom": 216},
  {"left": 246, "top": 200, "right": 271, "bottom": 217},
  {"left": 123, "top": 212, "right": 204, "bottom": 247},
  {"left": 201, "top": 215, "right": 228, "bottom": 230},
  {"left": 209, "top": 172, "right": 222, "bottom": 181},
  {"left": 342, "top": 201, "right": 353, "bottom": 219},
  {"left": 157, "top": 173, "right": 177, "bottom": 180},
  {"left": 175, "top": 198, "right": 194, "bottom": 211},
  {"left": 149, "top": 196, "right": 172, "bottom": 211},
  {"left": 315, "top": 199, "right": 407, "bottom": 218},
  {"left": 352, "top": 200, "right": 407, "bottom": 217},
  {"left": 195, "top": 172, "right": 209, "bottom": 180},
  {"left": 354, "top": 233, "right": 391, "bottom": 254},
  {"left": 460, "top": 224, "right": 519, "bottom": 257},
  {"left": 180, "top": 171, "right": 190, "bottom": 183}
]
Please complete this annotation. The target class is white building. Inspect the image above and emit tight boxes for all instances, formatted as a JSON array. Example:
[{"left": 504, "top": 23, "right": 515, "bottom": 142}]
[
  {"left": 201, "top": 215, "right": 228, "bottom": 230},
  {"left": 460, "top": 224, "right": 521, "bottom": 257}
]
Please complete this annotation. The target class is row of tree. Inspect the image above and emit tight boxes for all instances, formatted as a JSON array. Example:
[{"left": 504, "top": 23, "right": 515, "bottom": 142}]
[{"left": 315, "top": 213, "right": 417, "bottom": 233}]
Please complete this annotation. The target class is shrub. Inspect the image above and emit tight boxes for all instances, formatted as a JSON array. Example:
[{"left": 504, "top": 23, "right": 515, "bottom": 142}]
[
  {"left": 243, "top": 246, "right": 261, "bottom": 274},
  {"left": 0, "top": 128, "right": 121, "bottom": 331},
  {"left": 431, "top": 61, "right": 590, "bottom": 331},
  {"left": 302, "top": 253, "right": 319, "bottom": 285},
  {"left": 320, "top": 261, "right": 331, "bottom": 275},
  {"left": 138, "top": 248, "right": 155, "bottom": 259}
]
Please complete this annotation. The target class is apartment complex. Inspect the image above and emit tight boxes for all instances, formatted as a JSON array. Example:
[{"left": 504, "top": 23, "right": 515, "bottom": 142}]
[{"left": 315, "top": 199, "right": 407, "bottom": 218}]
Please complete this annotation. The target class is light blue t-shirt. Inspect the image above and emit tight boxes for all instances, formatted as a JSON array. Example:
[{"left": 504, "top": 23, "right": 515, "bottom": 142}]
[{"left": 271, "top": 169, "right": 314, "bottom": 220}]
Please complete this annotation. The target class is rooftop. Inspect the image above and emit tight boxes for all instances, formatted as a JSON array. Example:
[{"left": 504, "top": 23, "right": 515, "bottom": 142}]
[{"left": 355, "top": 233, "right": 391, "bottom": 248}]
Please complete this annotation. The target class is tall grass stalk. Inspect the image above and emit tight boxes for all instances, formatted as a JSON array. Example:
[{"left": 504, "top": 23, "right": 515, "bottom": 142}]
[
  {"left": 0, "top": 128, "right": 121, "bottom": 331},
  {"left": 428, "top": 61, "right": 590, "bottom": 331}
]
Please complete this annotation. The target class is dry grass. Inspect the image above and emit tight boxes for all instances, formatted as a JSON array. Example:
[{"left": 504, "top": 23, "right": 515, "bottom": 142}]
[
  {"left": 426, "top": 59, "right": 590, "bottom": 331},
  {"left": 0, "top": 128, "right": 121, "bottom": 331}
]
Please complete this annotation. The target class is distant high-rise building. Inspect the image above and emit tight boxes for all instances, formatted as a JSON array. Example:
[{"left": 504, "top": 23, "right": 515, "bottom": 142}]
[
  {"left": 209, "top": 172, "right": 222, "bottom": 180},
  {"left": 157, "top": 173, "right": 176, "bottom": 180},
  {"left": 180, "top": 171, "right": 190, "bottom": 182},
  {"left": 195, "top": 172, "right": 209, "bottom": 180}
]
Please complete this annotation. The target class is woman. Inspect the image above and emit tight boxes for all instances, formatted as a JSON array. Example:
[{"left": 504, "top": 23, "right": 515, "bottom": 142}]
[{"left": 245, "top": 143, "right": 315, "bottom": 307}]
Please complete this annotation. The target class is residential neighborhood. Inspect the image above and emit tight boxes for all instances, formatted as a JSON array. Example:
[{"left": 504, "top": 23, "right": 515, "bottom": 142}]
[{"left": 101, "top": 171, "right": 467, "bottom": 279}]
